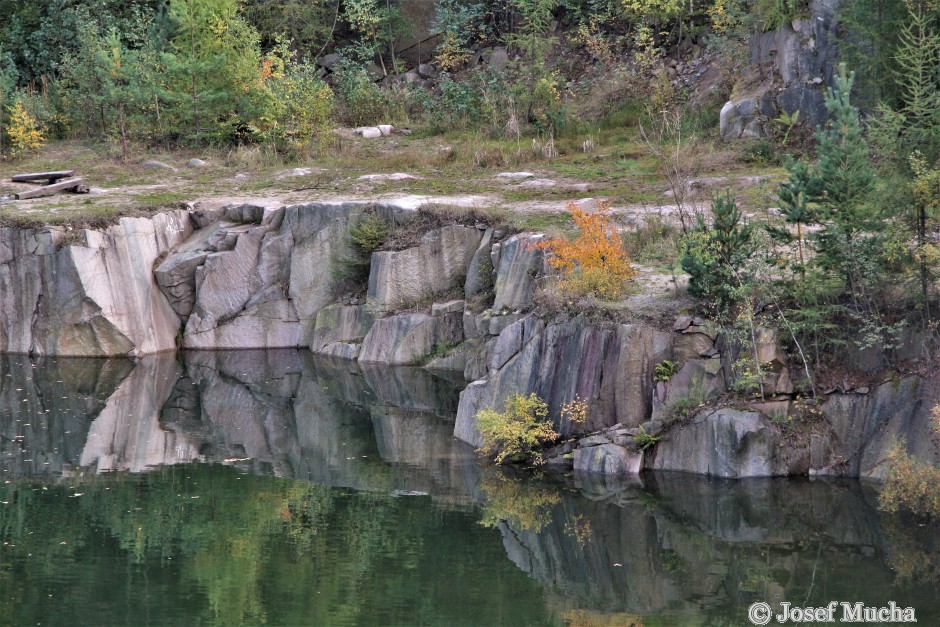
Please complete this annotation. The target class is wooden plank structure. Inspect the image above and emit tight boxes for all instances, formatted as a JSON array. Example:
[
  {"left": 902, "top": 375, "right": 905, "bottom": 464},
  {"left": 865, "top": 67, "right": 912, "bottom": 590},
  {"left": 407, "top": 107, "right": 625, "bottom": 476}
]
[
  {"left": 14, "top": 177, "right": 85, "bottom": 200},
  {"left": 11, "top": 170, "right": 75, "bottom": 183}
]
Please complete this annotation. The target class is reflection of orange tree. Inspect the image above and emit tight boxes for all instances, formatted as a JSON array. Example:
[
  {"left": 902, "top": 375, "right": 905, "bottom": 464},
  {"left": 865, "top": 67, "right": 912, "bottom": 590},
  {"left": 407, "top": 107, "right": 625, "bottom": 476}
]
[
  {"left": 879, "top": 439, "right": 940, "bottom": 583},
  {"left": 563, "top": 513, "right": 593, "bottom": 546},
  {"left": 478, "top": 470, "right": 561, "bottom": 533},
  {"left": 533, "top": 201, "right": 635, "bottom": 300}
]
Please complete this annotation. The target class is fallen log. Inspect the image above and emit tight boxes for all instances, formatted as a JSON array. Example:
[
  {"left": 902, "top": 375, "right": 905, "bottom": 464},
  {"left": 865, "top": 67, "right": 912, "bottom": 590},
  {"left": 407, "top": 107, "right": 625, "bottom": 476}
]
[
  {"left": 14, "top": 177, "right": 84, "bottom": 200},
  {"left": 11, "top": 170, "right": 75, "bottom": 183}
]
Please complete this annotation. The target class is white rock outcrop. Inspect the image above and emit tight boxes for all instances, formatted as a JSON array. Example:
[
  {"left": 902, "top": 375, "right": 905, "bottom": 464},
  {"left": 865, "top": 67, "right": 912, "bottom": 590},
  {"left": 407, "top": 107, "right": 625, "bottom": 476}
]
[{"left": 0, "top": 211, "right": 192, "bottom": 356}]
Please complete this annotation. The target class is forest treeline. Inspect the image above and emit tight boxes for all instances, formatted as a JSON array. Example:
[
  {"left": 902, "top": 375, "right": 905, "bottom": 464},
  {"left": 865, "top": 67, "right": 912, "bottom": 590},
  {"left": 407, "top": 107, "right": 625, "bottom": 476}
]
[{"left": 0, "top": 0, "right": 936, "bottom": 159}]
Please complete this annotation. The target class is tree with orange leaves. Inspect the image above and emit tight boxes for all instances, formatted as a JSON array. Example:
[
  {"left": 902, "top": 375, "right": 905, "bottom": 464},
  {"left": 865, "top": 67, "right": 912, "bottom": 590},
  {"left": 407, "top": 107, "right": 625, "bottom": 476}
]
[{"left": 534, "top": 201, "right": 635, "bottom": 299}]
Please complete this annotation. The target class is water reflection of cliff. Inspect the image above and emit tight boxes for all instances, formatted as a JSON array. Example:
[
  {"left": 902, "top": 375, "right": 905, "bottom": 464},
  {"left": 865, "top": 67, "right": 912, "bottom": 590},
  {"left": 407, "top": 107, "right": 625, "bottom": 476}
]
[
  {"left": 2, "top": 352, "right": 939, "bottom": 623},
  {"left": 1, "top": 351, "right": 477, "bottom": 501}
]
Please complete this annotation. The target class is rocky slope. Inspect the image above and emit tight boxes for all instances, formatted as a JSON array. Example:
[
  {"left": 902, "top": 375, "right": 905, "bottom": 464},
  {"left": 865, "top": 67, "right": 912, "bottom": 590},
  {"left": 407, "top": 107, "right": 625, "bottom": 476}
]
[{"left": 1, "top": 202, "right": 936, "bottom": 480}]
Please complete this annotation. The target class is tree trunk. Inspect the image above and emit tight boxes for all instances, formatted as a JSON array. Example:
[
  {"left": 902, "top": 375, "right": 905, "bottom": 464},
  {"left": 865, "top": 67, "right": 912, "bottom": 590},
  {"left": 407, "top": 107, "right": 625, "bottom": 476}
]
[
  {"left": 190, "top": 24, "right": 200, "bottom": 138},
  {"left": 920, "top": 205, "right": 932, "bottom": 324},
  {"left": 118, "top": 101, "right": 129, "bottom": 162}
]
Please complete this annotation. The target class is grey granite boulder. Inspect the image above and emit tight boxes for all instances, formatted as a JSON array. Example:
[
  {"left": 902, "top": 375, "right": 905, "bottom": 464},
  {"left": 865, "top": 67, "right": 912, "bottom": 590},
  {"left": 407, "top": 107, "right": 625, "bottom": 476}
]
[
  {"left": 368, "top": 225, "right": 483, "bottom": 310},
  {"left": 358, "top": 312, "right": 463, "bottom": 365},
  {"left": 453, "top": 317, "right": 672, "bottom": 446},
  {"left": 720, "top": 98, "right": 762, "bottom": 140},
  {"left": 648, "top": 408, "right": 786, "bottom": 477},
  {"left": 492, "top": 233, "right": 545, "bottom": 311},
  {"left": 310, "top": 304, "right": 375, "bottom": 355},
  {"left": 1, "top": 212, "right": 192, "bottom": 356},
  {"left": 454, "top": 379, "right": 490, "bottom": 448},
  {"left": 574, "top": 444, "right": 643, "bottom": 475},
  {"left": 464, "top": 227, "right": 494, "bottom": 299},
  {"left": 431, "top": 300, "right": 465, "bottom": 316},
  {"left": 154, "top": 249, "right": 209, "bottom": 319}
]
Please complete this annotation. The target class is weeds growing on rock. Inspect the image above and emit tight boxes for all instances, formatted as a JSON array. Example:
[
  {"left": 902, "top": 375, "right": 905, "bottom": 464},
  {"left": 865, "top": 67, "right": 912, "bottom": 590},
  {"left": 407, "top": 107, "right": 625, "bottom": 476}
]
[{"left": 634, "top": 426, "right": 662, "bottom": 450}]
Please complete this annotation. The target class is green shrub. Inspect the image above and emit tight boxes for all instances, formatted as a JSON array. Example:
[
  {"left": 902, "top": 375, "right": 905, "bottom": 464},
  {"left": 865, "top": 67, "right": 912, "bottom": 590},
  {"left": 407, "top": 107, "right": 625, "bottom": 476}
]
[
  {"left": 433, "top": 0, "right": 493, "bottom": 72},
  {"left": 653, "top": 360, "right": 678, "bottom": 382},
  {"left": 477, "top": 393, "right": 587, "bottom": 464},
  {"left": 332, "top": 211, "right": 391, "bottom": 283},
  {"left": 634, "top": 426, "right": 661, "bottom": 450},
  {"left": 348, "top": 211, "right": 390, "bottom": 252},
  {"left": 427, "top": 71, "right": 487, "bottom": 130},
  {"left": 741, "top": 139, "right": 781, "bottom": 166},
  {"left": 266, "top": 60, "right": 335, "bottom": 150},
  {"left": 334, "top": 59, "right": 389, "bottom": 126}
]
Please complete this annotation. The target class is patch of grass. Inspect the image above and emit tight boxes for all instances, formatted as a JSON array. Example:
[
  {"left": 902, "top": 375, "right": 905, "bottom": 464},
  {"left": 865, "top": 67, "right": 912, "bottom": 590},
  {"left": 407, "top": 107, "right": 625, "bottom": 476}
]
[
  {"left": 623, "top": 214, "right": 682, "bottom": 266},
  {"left": 596, "top": 98, "right": 647, "bottom": 131},
  {"left": 428, "top": 340, "right": 462, "bottom": 360},
  {"left": 662, "top": 397, "right": 702, "bottom": 425},
  {"left": 133, "top": 191, "right": 190, "bottom": 206},
  {"left": 510, "top": 212, "right": 575, "bottom": 235},
  {"left": 382, "top": 205, "right": 508, "bottom": 251},
  {"left": 410, "top": 339, "right": 463, "bottom": 366}
]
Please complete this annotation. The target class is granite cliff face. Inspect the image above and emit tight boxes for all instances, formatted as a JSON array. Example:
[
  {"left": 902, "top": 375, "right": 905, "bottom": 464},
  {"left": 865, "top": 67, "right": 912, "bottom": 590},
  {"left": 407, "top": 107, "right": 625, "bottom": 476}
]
[
  {"left": 0, "top": 211, "right": 191, "bottom": 356},
  {"left": 720, "top": 0, "right": 846, "bottom": 140},
  {"left": 1, "top": 203, "right": 936, "bottom": 479}
]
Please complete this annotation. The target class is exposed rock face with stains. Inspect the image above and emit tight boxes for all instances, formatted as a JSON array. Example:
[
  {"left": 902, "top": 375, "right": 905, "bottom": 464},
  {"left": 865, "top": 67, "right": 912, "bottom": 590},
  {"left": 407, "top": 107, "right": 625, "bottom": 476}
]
[
  {"left": 0, "top": 211, "right": 191, "bottom": 356},
  {"left": 1, "top": 201, "right": 936, "bottom": 480}
]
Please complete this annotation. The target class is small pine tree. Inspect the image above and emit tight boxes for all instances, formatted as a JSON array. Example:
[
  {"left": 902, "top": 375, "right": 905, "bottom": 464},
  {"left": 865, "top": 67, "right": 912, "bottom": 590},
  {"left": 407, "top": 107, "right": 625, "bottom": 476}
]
[
  {"left": 167, "top": 0, "right": 264, "bottom": 142},
  {"left": 768, "top": 157, "right": 821, "bottom": 276},
  {"left": 681, "top": 193, "right": 755, "bottom": 317},
  {"left": 96, "top": 32, "right": 141, "bottom": 160},
  {"left": 799, "top": 64, "right": 882, "bottom": 300},
  {"left": 910, "top": 150, "right": 940, "bottom": 320},
  {"left": 894, "top": 0, "right": 940, "bottom": 163},
  {"left": 771, "top": 65, "right": 898, "bottom": 364}
]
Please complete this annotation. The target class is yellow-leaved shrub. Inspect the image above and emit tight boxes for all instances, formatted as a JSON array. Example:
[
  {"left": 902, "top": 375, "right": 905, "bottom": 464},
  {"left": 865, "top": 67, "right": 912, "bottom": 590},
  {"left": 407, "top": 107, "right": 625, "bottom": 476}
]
[
  {"left": 477, "top": 393, "right": 588, "bottom": 464},
  {"left": 534, "top": 201, "right": 635, "bottom": 300},
  {"left": 5, "top": 100, "right": 45, "bottom": 157},
  {"left": 879, "top": 442, "right": 940, "bottom": 519}
]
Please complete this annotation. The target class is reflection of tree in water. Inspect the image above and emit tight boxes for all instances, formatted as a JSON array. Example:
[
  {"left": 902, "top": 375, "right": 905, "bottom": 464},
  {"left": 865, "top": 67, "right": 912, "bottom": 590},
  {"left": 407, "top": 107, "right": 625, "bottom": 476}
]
[
  {"left": 549, "top": 604, "right": 644, "bottom": 627},
  {"left": 478, "top": 468, "right": 561, "bottom": 533},
  {"left": 883, "top": 513, "right": 940, "bottom": 584},
  {"left": 0, "top": 463, "right": 554, "bottom": 626}
]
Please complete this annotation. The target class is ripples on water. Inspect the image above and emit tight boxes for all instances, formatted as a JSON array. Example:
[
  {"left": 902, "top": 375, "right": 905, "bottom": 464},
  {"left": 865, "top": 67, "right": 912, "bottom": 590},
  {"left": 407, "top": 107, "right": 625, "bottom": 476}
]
[{"left": 1, "top": 351, "right": 939, "bottom": 625}]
